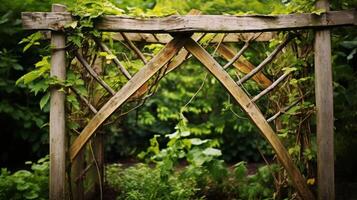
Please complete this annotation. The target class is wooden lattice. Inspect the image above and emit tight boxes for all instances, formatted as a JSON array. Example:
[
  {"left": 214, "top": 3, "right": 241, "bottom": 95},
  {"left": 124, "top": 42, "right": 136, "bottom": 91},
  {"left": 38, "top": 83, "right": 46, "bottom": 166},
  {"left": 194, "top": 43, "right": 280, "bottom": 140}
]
[{"left": 21, "top": 3, "right": 357, "bottom": 199}]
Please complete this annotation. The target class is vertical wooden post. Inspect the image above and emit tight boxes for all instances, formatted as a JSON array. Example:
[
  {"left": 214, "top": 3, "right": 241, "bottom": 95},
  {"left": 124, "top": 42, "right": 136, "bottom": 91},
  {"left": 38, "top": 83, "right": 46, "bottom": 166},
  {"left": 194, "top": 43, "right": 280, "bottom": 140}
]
[
  {"left": 71, "top": 149, "right": 84, "bottom": 200},
  {"left": 314, "top": 1, "right": 335, "bottom": 199},
  {"left": 94, "top": 133, "right": 104, "bottom": 194},
  {"left": 50, "top": 4, "right": 67, "bottom": 200}
]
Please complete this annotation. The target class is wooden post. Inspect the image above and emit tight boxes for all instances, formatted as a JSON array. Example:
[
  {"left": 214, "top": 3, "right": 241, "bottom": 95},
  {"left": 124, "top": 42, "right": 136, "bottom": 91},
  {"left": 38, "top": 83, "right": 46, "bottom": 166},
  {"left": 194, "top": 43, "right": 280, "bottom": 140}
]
[
  {"left": 71, "top": 149, "right": 84, "bottom": 200},
  {"left": 315, "top": 1, "right": 335, "bottom": 199},
  {"left": 50, "top": 4, "right": 67, "bottom": 200},
  {"left": 94, "top": 133, "right": 104, "bottom": 195}
]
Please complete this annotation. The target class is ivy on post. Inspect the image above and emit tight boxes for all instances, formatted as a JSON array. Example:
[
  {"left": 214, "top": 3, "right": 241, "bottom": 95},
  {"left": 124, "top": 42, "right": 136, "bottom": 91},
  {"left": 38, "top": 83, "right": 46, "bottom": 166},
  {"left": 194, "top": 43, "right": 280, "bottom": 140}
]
[
  {"left": 49, "top": 4, "right": 67, "bottom": 200},
  {"left": 314, "top": 0, "right": 335, "bottom": 199}
]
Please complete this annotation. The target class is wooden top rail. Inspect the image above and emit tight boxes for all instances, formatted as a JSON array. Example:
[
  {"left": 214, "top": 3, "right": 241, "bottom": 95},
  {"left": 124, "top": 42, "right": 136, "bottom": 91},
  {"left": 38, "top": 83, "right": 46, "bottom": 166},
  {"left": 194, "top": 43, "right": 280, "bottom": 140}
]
[
  {"left": 22, "top": 10, "right": 356, "bottom": 32},
  {"left": 112, "top": 32, "right": 275, "bottom": 42}
]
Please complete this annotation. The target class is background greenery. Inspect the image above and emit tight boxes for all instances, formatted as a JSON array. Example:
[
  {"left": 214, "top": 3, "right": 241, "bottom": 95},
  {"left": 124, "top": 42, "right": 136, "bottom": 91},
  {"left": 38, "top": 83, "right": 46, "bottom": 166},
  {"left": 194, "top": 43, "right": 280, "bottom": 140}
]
[{"left": 0, "top": 0, "right": 356, "bottom": 199}]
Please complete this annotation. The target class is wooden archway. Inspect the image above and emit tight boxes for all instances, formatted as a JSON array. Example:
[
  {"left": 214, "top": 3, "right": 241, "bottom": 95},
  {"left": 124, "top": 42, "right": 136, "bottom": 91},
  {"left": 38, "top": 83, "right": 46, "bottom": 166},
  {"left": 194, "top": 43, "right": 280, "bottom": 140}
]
[
  {"left": 21, "top": 1, "right": 357, "bottom": 198},
  {"left": 67, "top": 34, "right": 314, "bottom": 199}
]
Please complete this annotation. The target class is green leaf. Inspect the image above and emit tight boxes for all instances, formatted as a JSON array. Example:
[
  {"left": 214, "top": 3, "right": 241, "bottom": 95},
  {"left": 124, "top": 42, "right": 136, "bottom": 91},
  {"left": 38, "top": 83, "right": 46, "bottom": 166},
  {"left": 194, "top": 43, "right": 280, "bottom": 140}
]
[
  {"left": 312, "top": 8, "right": 326, "bottom": 15},
  {"left": 19, "top": 32, "right": 43, "bottom": 52},
  {"left": 24, "top": 190, "right": 39, "bottom": 199},
  {"left": 202, "top": 147, "right": 222, "bottom": 157},
  {"left": 39, "top": 92, "right": 50, "bottom": 110},
  {"left": 234, "top": 161, "right": 247, "bottom": 180},
  {"left": 65, "top": 21, "right": 78, "bottom": 29},
  {"left": 189, "top": 138, "right": 209, "bottom": 145}
]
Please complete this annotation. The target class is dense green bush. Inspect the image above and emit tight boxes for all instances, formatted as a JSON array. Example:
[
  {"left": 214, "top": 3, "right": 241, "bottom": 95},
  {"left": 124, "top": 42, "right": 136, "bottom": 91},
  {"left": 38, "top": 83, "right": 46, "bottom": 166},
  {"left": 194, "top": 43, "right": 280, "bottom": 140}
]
[
  {"left": 106, "top": 163, "right": 200, "bottom": 200},
  {"left": 0, "top": 156, "right": 49, "bottom": 200},
  {"left": 106, "top": 161, "right": 278, "bottom": 200}
]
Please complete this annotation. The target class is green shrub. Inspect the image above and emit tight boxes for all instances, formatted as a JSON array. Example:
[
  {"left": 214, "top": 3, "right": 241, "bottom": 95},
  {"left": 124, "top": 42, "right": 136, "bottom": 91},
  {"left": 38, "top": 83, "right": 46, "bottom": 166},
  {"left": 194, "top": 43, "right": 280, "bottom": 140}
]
[
  {"left": 106, "top": 163, "right": 200, "bottom": 200},
  {"left": 233, "top": 162, "right": 278, "bottom": 200},
  {"left": 0, "top": 156, "right": 49, "bottom": 200}
]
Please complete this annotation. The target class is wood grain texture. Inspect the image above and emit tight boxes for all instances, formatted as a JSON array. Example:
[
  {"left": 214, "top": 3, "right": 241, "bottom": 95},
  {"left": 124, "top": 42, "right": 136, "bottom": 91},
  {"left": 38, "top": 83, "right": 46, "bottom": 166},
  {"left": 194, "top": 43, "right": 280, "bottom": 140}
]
[
  {"left": 184, "top": 38, "right": 315, "bottom": 200},
  {"left": 22, "top": 10, "right": 356, "bottom": 32},
  {"left": 237, "top": 35, "right": 293, "bottom": 85},
  {"left": 315, "top": 1, "right": 335, "bottom": 200},
  {"left": 49, "top": 4, "right": 67, "bottom": 200},
  {"left": 112, "top": 32, "right": 275, "bottom": 43},
  {"left": 251, "top": 71, "right": 291, "bottom": 102},
  {"left": 75, "top": 51, "right": 116, "bottom": 96},
  {"left": 217, "top": 44, "right": 272, "bottom": 89},
  {"left": 69, "top": 36, "right": 188, "bottom": 161}
]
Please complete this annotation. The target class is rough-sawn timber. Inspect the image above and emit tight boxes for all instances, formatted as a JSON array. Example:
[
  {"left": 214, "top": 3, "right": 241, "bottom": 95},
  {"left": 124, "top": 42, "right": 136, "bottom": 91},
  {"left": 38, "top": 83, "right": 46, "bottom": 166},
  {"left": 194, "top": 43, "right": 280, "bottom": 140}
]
[{"left": 22, "top": 10, "right": 356, "bottom": 32}]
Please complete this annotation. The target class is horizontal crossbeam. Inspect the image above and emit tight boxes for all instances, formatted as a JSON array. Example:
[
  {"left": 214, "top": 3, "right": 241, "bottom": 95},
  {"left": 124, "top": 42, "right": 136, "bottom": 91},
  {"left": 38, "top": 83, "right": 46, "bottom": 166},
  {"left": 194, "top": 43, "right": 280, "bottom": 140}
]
[
  {"left": 112, "top": 32, "right": 275, "bottom": 42},
  {"left": 22, "top": 10, "right": 356, "bottom": 32}
]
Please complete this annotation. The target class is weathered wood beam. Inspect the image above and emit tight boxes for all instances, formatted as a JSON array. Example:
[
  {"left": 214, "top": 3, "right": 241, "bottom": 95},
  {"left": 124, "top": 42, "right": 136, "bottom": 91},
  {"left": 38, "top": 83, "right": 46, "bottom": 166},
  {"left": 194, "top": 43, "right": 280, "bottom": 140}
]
[
  {"left": 184, "top": 38, "right": 315, "bottom": 200},
  {"left": 22, "top": 10, "right": 356, "bottom": 32},
  {"left": 69, "top": 35, "right": 189, "bottom": 161},
  {"left": 237, "top": 35, "right": 293, "bottom": 85},
  {"left": 315, "top": 1, "right": 335, "bottom": 200},
  {"left": 217, "top": 44, "right": 272, "bottom": 89},
  {"left": 75, "top": 51, "right": 116, "bottom": 96},
  {"left": 222, "top": 41, "right": 250, "bottom": 70},
  {"left": 120, "top": 32, "right": 148, "bottom": 64},
  {"left": 251, "top": 71, "right": 291, "bottom": 102},
  {"left": 112, "top": 32, "right": 275, "bottom": 42},
  {"left": 49, "top": 4, "right": 67, "bottom": 200}
]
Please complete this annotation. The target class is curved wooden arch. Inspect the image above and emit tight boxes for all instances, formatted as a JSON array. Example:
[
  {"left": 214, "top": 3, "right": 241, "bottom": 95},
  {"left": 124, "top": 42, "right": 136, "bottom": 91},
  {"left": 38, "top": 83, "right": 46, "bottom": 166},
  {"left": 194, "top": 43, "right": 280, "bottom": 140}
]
[
  {"left": 69, "top": 36, "right": 314, "bottom": 199},
  {"left": 184, "top": 38, "right": 314, "bottom": 200}
]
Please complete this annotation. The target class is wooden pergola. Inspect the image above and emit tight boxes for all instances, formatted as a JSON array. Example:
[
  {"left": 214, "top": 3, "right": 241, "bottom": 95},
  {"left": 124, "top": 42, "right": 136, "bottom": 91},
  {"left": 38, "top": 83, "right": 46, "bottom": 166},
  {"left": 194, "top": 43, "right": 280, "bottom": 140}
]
[{"left": 21, "top": 1, "right": 356, "bottom": 199}]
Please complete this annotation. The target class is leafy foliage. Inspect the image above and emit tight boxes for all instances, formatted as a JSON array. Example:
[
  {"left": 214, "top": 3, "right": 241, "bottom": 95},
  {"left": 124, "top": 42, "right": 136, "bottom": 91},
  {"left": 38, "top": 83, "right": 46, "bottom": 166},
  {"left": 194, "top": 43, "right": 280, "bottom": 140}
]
[
  {"left": 106, "top": 160, "right": 278, "bottom": 199},
  {"left": 0, "top": 156, "right": 49, "bottom": 200},
  {"left": 106, "top": 163, "right": 200, "bottom": 200}
]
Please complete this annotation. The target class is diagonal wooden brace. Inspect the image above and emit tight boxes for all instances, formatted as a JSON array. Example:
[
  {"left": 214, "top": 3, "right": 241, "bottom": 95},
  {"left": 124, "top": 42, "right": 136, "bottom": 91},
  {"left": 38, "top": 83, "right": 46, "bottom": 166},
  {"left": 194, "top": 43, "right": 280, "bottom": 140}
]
[
  {"left": 69, "top": 35, "right": 190, "bottom": 162},
  {"left": 184, "top": 38, "right": 315, "bottom": 200}
]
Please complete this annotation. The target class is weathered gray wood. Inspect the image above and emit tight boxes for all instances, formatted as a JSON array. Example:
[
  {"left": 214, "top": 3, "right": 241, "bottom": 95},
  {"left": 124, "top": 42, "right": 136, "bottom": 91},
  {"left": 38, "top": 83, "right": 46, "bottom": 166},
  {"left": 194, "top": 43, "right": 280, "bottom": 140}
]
[
  {"left": 75, "top": 51, "right": 116, "bottom": 96},
  {"left": 113, "top": 32, "right": 275, "bottom": 43},
  {"left": 93, "top": 134, "right": 104, "bottom": 199},
  {"left": 217, "top": 44, "right": 272, "bottom": 89},
  {"left": 251, "top": 71, "right": 291, "bottom": 102},
  {"left": 49, "top": 4, "right": 67, "bottom": 200},
  {"left": 184, "top": 38, "right": 315, "bottom": 200},
  {"left": 222, "top": 41, "right": 250, "bottom": 70},
  {"left": 69, "top": 36, "right": 188, "bottom": 161},
  {"left": 70, "top": 86, "right": 98, "bottom": 113},
  {"left": 237, "top": 35, "right": 293, "bottom": 85},
  {"left": 70, "top": 148, "right": 84, "bottom": 200},
  {"left": 315, "top": 1, "right": 335, "bottom": 200},
  {"left": 22, "top": 10, "right": 356, "bottom": 32},
  {"left": 120, "top": 32, "right": 148, "bottom": 64}
]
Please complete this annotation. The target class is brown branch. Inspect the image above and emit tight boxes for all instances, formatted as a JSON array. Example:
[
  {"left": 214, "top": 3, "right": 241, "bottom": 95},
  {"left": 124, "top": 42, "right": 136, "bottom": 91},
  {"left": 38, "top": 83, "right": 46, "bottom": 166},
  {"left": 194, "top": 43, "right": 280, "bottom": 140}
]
[
  {"left": 252, "top": 71, "right": 291, "bottom": 102},
  {"left": 267, "top": 92, "right": 310, "bottom": 123},
  {"left": 70, "top": 86, "right": 98, "bottom": 114},
  {"left": 120, "top": 32, "right": 148, "bottom": 64},
  {"left": 223, "top": 41, "right": 250, "bottom": 70},
  {"left": 94, "top": 38, "right": 132, "bottom": 80},
  {"left": 237, "top": 35, "right": 294, "bottom": 85},
  {"left": 75, "top": 51, "right": 116, "bottom": 96}
]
